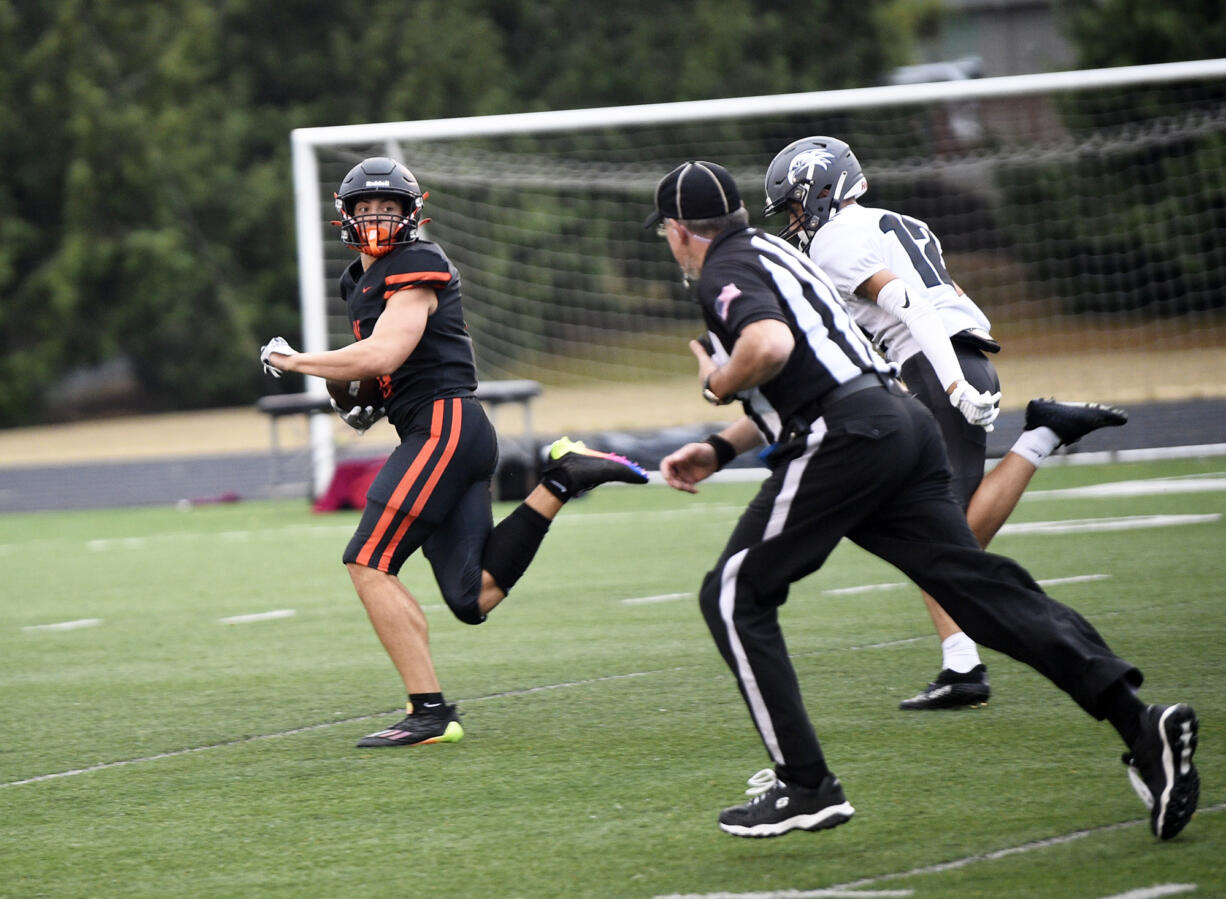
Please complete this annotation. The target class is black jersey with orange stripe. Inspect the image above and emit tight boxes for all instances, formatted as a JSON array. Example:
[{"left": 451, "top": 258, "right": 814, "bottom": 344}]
[{"left": 339, "top": 239, "right": 478, "bottom": 426}]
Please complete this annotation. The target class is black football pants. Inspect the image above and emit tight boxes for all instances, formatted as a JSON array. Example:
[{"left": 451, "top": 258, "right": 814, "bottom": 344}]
[
  {"left": 697, "top": 384, "right": 1140, "bottom": 776},
  {"left": 901, "top": 341, "right": 1000, "bottom": 508}
]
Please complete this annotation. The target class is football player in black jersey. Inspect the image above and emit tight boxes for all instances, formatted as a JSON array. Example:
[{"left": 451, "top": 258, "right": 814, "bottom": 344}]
[
  {"left": 261, "top": 157, "right": 646, "bottom": 748},
  {"left": 648, "top": 161, "right": 1196, "bottom": 842}
]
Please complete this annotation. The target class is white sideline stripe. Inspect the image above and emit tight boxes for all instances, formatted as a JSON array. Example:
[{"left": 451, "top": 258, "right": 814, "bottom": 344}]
[
  {"left": 219, "top": 610, "right": 296, "bottom": 624},
  {"left": 1097, "top": 886, "right": 1197, "bottom": 899},
  {"left": 77, "top": 510, "right": 1217, "bottom": 555},
  {"left": 22, "top": 618, "right": 103, "bottom": 632},
  {"left": 662, "top": 806, "right": 1226, "bottom": 899},
  {"left": 998, "top": 513, "right": 1220, "bottom": 535},
  {"left": 50, "top": 467, "right": 1226, "bottom": 554},
  {"left": 702, "top": 445, "right": 1226, "bottom": 485}
]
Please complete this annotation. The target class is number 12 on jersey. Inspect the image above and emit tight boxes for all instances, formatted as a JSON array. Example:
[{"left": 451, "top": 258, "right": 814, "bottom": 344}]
[{"left": 879, "top": 214, "right": 953, "bottom": 289}]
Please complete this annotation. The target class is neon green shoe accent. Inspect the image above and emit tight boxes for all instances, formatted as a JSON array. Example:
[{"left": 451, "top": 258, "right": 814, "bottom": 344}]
[
  {"left": 427, "top": 721, "right": 464, "bottom": 744},
  {"left": 544, "top": 435, "right": 648, "bottom": 483},
  {"left": 548, "top": 436, "right": 586, "bottom": 459}
]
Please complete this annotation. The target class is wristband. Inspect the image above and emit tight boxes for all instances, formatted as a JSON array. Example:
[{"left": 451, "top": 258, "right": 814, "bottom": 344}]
[{"left": 704, "top": 434, "right": 737, "bottom": 470}]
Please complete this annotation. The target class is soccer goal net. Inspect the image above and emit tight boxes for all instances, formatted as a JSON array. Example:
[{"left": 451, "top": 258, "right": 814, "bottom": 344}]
[{"left": 291, "top": 59, "right": 1226, "bottom": 492}]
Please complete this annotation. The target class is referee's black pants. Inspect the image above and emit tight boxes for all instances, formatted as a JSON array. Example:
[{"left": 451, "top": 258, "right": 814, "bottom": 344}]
[{"left": 698, "top": 383, "right": 1140, "bottom": 778}]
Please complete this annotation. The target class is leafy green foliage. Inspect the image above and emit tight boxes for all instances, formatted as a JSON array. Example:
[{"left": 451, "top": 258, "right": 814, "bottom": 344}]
[
  {"left": 1059, "top": 0, "right": 1226, "bottom": 69},
  {"left": 0, "top": 0, "right": 913, "bottom": 426},
  {"left": 994, "top": 3, "right": 1226, "bottom": 316}
]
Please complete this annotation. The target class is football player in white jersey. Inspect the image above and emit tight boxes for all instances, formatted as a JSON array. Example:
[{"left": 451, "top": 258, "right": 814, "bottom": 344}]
[{"left": 764, "top": 136, "right": 1128, "bottom": 710}]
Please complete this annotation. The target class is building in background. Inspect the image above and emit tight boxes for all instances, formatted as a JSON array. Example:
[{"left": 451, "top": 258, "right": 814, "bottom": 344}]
[{"left": 899, "top": 0, "right": 1073, "bottom": 82}]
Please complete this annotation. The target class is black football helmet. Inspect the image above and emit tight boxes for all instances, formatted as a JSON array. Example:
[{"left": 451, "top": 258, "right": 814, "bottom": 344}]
[
  {"left": 333, "top": 157, "right": 426, "bottom": 257},
  {"left": 763, "top": 136, "right": 868, "bottom": 247}
]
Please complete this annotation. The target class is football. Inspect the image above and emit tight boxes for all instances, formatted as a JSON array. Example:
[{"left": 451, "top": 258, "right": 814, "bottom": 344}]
[{"left": 326, "top": 377, "right": 383, "bottom": 412}]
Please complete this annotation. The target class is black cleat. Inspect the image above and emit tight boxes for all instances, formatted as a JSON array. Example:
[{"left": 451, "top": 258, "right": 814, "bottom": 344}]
[
  {"left": 356, "top": 703, "right": 463, "bottom": 748},
  {"left": 899, "top": 664, "right": 990, "bottom": 710},
  {"left": 718, "top": 769, "right": 854, "bottom": 838},
  {"left": 540, "top": 436, "right": 648, "bottom": 499},
  {"left": 1123, "top": 703, "right": 1199, "bottom": 839},
  {"left": 1024, "top": 398, "right": 1128, "bottom": 448}
]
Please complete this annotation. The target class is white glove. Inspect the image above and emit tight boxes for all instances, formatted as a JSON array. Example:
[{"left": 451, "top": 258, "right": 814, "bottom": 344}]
[
  {"left": 949, "top": 380, "right": 1001, "bottom": 431},
  {"left": 331, "top": 399, "right": 386, "bottom": 433},
  {"left": 259, "top": 336, "right": 299, "bottom": 378}
]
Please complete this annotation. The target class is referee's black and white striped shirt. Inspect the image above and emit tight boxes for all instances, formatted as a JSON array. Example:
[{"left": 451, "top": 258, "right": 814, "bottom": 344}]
[{"left": 697, "top": 227, "right": 896, "bottom": 443}]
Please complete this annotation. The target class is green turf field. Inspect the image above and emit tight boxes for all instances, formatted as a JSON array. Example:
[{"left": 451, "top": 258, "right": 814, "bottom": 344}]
[{"left": 2, "top": 458, "right": 1223, "bottom": 898}]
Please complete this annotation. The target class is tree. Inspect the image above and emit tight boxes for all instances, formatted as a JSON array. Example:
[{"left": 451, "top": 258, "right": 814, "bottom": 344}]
[
  {"left": 1059, "top": 0, "right": 1226, "bottom": 69},
  {"left": 992, "top": 1, "right": 1226, "bottom": 317},
  {"left": 0, "top": 0, "right": 915, "bottom": 426}
]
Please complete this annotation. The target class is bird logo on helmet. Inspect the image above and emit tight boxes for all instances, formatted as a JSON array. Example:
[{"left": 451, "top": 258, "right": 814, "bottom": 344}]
[
  {"left": 763, "top": 136, "right": 868, "bottom": 248},
  {"left": 332, "top": 157, "right": 429, "bottom": 257}
]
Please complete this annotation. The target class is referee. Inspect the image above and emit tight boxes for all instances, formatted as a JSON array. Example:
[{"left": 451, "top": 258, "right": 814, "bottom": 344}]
[{"left": 647, "top": 161, "right": 1199, "bottom": 841}]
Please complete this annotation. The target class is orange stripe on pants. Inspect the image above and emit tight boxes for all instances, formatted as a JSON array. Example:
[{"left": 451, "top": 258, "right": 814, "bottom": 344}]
[
  {"left": 376, "top": 398, "right": 465, "bottom": 571},
  {"left": 354, "top": 400, "right": 447, "bottom": 568}
]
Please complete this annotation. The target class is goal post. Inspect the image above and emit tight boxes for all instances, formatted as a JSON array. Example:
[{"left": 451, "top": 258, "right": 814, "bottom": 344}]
[{"left": 290, "top": 58, "right": 1226, "bottom": 496}]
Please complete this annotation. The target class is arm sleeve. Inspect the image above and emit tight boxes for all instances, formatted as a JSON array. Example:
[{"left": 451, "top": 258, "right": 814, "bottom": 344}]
[{"left": 876, "top": 278, "right": 965, "bottom": 391}]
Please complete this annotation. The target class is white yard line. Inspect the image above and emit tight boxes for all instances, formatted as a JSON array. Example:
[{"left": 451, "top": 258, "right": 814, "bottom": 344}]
[
  {"left": 656, "top": 808, "right": 1223, "bottom": 899},
  {"left": 1036, "top": 573, "right": 1111, "bottom": 586},
  {"left": 1029, "top": 477, "right": 1226, "bottom": 499},
  {"left": 850, "top": 636, "right": 927, "bottom": 650},
  {"left": 629, "top": 574, "right": 1111, "bottom": 606},
  {"left": 622, "top": 592, "right": 694, "bottom": 606},
  {"left": 1096, "top": 886, "right": 1197, "bottom": 899},
  {"left": 824, "top": 583, "right": 907, "bottom": 595},
  {"left": 5, "top": 643, "right": 1222, "bottom": 899},
  {"left": 998, "top": 514, "right": 1219, "bottom": 535},
  {"left": 21, "top": 618, "right": 103, "bottom": 632},
  {"left": 657, "top": 891, "right": 913, "bottom": 898},
  {"left": 0, "top": 668, "right": 676, "bottom": 788},
  {"left": 219, "top": 609, "right": 296, "bottom": 624}
]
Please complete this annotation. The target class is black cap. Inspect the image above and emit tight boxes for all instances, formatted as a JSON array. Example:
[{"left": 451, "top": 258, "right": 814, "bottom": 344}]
[{"left": 644, "top": 161, "right": 742, "bottom": 228}]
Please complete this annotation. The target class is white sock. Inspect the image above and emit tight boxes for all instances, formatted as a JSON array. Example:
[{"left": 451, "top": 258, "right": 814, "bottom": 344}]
[
  {"left": 941, "top": 632, "right": 982, "bottom": 673},
  {"left": 1009, "top": 425, "right": 1060, "bottom": 468}
]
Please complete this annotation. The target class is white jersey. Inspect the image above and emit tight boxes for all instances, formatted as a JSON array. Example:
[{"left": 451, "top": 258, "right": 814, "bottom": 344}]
[{"left": 807, "top": 203, "right": 991, "bottom": 365}]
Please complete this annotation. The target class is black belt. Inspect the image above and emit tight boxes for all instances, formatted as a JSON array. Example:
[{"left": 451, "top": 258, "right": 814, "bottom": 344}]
[
  {"left": 825, "top": 371, "right": 887, "bottom": 405},
  {"left": 789, "top": 371, "right": 891, "bottom": 432}
]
